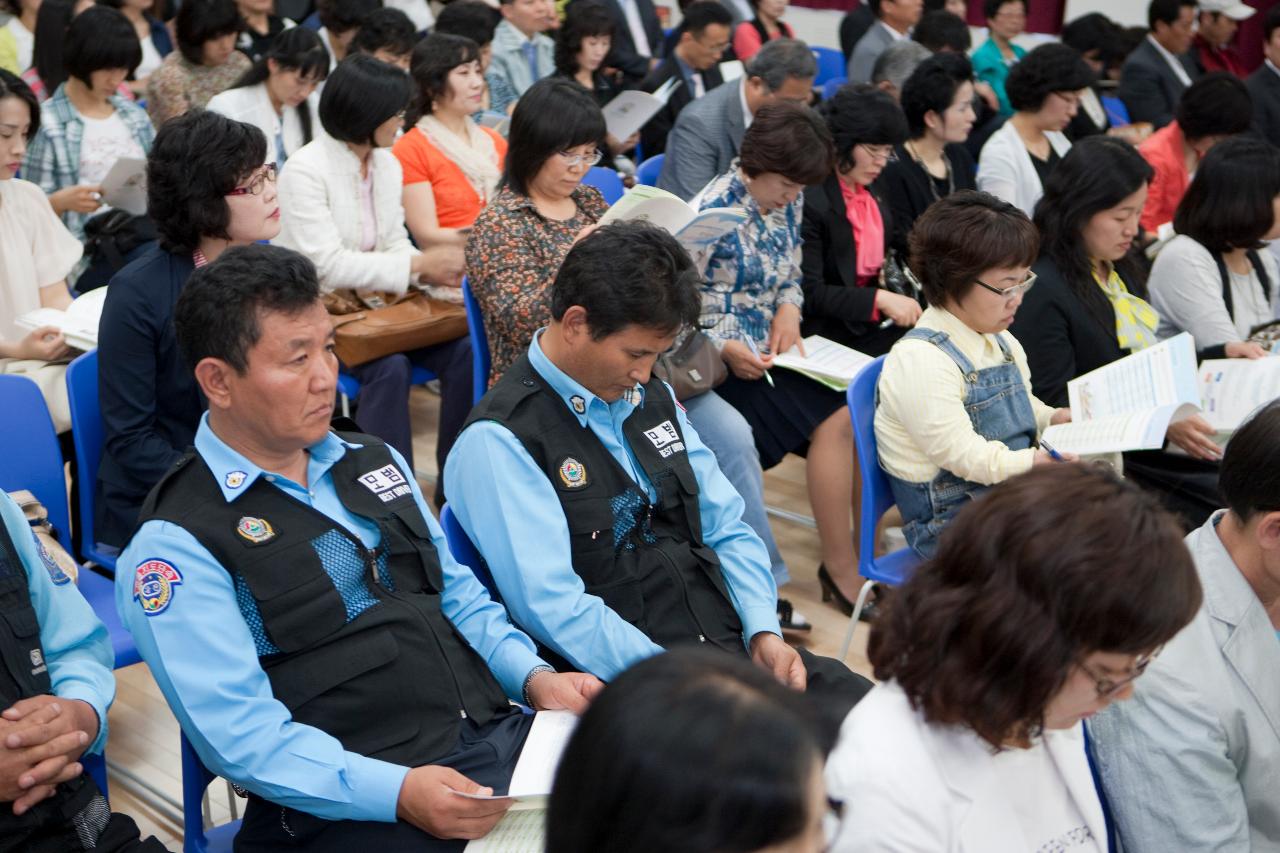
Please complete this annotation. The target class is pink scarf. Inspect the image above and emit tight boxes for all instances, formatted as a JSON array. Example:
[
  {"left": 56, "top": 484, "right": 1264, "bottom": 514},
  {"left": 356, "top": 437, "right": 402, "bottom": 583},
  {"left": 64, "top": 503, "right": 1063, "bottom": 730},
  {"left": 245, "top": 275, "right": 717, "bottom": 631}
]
[{"left": 840, "top": 178, "right": 885, "bottom": 287}]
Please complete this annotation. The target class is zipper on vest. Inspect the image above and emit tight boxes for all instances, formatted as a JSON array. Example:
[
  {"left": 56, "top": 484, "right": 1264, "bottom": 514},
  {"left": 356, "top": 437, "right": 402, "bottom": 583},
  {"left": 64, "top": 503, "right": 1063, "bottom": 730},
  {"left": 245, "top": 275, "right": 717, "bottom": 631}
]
[{"left": 653, "top": 543, "right": 707, "bottom": 644}]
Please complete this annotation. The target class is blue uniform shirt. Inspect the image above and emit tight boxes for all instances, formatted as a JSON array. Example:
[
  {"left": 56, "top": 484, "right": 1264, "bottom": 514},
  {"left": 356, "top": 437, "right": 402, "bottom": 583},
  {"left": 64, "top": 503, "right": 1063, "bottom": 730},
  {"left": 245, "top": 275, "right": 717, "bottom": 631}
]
[
  {"left": 0, "top": 493, "right": 114, "bottom": 755},
  {"left": 118, "top": 417, "right": 548, "bottom": 823},
  {"left": 444, "top": 331, "right": 781, "bottom": 681}
]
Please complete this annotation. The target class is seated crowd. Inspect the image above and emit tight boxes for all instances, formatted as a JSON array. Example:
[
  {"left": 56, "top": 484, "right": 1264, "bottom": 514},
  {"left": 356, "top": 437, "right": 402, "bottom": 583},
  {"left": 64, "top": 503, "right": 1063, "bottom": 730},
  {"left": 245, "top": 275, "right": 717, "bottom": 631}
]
[{"left": 2, "top": 0, "right": 1280, "bottom": 848}]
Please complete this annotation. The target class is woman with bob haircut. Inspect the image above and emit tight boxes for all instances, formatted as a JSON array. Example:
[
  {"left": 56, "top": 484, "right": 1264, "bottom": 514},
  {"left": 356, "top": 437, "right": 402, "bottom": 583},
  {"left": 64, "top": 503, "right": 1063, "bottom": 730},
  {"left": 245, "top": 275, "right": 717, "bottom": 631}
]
[
  {"left": 393, "top": 33, "right": 507, "bottom": 255},
  {"left": 1013, "top": 136, "right": 1223, "bottom": 527},
  {"left": 875, "top": 190, "right": 1072, "bottom": 559},
  {"left": 801, "top": 84, "right": 917, "bottom": 360},
  {"left": 548, "top": 648, "right": 833, "bottom": 853},
  {"left": 877, "top": 52, "right": 978, "bottom": 258},
  {"left": 1148, "top": 136, "right": 1280, "bottom": 356},
  {"left": 465, "top": 76, "right": 609, "bottom": 386},
  {"left": 826, "top": 463, "right": 1203, "bottom": 851},
  {"left": 96, "top": 109, "right": 280, "bottom": 547},
  {"left": 21, "top": 4, "right": 152, "bottom": 243},
  {"left": 977, "top": 42, "right": 1094, "bottom": 215},
  {"left": 275, "top": 54, "right": 471, "bottom": 502},
  {"left": 207, "top": 26, "right": 329, "bottom": 166},
  {"left": 146, "top": 0, "right": 252, "bottom": 125},
  {"left": 552, "top": 1, "right": 636, "bottom": 165}
]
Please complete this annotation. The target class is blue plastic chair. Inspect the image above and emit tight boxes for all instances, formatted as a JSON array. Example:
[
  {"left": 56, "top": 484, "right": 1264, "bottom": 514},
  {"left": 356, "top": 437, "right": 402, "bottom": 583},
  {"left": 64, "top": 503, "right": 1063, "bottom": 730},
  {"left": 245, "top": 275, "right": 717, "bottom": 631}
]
[
  {"left": 1101, "top": 95, "right": 1131, "bottom": 127},
  {"left": 583, "top": 166, "right": 626, "bottom": 204},
  {"left": 634, "top": 153, "right": 665, "bottom": 187},
  {"left": 812, "top": 46, "right": 847, "bottom": 86},
  {"left": 839, "top": 356, "right": 921, "bottom": 660},
  {"left": 439, "top": 503, "right": 500, "bottom": 601},
  {"left": 65, "top": 351, "right": 119, "bottom": 571},
  {"left": 822, "top": 76, "right": 848, "bottom": 101},
  {"left": 181, "top": 731, "right": 241, "bottom": 853},
  {"left": 336, "top": 366, "right": 437, "bottom": 419},
  {"left": 462, "top": 278, "right": 491, "bottom": 405},
  {"left": 83, "top": 750, "right": 109, "bottom": 801}
]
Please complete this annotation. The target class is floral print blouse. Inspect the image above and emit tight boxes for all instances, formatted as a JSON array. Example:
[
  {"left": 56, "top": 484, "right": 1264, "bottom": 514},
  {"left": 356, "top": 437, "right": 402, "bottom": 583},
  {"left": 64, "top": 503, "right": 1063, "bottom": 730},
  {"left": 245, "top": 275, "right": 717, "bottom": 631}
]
[
  {"left": 147, "top": 50, "right": 252, "bottom": 126},
  {"left": 694, "top": 163, "right": 805, "bottom": 348},
  {"left": 465, "top": 183, "right": 609, "bottom": 386}
]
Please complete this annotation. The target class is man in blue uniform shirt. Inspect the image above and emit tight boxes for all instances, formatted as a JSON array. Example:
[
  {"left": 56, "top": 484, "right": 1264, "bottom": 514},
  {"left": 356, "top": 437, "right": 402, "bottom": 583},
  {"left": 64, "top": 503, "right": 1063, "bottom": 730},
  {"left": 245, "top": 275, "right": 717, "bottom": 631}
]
[
  {"left": 0, "top": 491, "right": 167, "bottom": 851},
  {"left": 445, "top": 223, "right": 870, "bottom": 719},
  {"left": 118, "top": 245, "right": 602, "bottom": 851}
]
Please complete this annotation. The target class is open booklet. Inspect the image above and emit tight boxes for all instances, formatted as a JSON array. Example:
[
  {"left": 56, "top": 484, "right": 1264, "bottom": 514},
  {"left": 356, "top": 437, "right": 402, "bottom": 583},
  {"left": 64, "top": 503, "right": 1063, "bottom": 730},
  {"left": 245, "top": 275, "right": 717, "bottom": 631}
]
[
  {"left": 16, "top": 287, "right": 110, "bottom": 351},
  {"left": 771, "top": 335, "right": 874, "bottom": 391},
  {"left": 602, "top": 76, "right": 681, "bottom": 141},
  {"left": 598, "top": 184, "right": 747, "bottom": 251},
  {"left": 1198, "top": 356, "right": 1280, "bottom": 439}
]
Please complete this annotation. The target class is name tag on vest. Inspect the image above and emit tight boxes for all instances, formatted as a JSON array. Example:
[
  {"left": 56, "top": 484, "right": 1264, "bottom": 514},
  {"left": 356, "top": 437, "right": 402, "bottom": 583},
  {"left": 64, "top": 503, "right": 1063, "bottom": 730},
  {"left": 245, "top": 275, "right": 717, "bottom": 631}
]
[
  {"left": 643, "top": 420, "right": 685, "bottom": 458},
  {"left": 358, "top": 465, "right": 413, "bottom": 503}
]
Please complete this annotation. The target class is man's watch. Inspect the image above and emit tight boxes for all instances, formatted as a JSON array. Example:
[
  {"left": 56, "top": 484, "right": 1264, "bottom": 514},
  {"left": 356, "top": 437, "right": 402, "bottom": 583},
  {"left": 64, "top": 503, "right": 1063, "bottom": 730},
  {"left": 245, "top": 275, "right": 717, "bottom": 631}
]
[{"left": 521, "top": 665, "right": 555, "bottom": 708}]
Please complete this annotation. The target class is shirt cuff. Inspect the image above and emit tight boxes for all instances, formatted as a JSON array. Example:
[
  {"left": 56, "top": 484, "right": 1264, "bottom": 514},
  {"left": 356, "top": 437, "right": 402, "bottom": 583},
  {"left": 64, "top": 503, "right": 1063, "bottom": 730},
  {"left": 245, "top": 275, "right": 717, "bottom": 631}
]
[
  {"left": 777, "top": 288, "right": 805, "bottom": 310},
  {"left": 999, "top": 447, "right": 1039, "bottom": 481},
  {"left": 57, "top": 685, "right": 109, "bottom": 756},
  {"left": 492, "top": 643, "right": 554, "bottom": 703},
  {"left": 345, "top": 756, "right": 412, "bottom": 823},
  {"left": 739, "top": 604, "right": 782, "bottom": 646}
]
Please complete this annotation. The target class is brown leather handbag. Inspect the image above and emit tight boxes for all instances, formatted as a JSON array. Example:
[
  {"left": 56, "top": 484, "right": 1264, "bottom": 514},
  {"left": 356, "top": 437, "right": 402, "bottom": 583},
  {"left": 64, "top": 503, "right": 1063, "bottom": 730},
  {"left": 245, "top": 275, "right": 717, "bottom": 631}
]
[{"left": 325, "top": 288, "right": 468, "bottom": 367}]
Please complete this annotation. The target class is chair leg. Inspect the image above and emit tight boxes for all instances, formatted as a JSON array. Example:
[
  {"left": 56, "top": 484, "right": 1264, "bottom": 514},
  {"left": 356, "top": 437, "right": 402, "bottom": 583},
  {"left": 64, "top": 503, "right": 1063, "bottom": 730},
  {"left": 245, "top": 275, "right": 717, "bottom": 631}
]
[
  {"left": 839, "top": 580, "right": 878, "bottom": 662},
  {"left": 340, "top": 393, "right": 350, "bottom": 419}
]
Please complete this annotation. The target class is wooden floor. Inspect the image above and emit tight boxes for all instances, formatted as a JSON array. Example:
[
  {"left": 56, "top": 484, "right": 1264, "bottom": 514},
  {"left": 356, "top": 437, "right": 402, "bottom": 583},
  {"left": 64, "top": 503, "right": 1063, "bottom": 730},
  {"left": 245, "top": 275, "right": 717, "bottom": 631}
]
[{"left": 103, "top": 386, "right": 874, "bottom": 849}]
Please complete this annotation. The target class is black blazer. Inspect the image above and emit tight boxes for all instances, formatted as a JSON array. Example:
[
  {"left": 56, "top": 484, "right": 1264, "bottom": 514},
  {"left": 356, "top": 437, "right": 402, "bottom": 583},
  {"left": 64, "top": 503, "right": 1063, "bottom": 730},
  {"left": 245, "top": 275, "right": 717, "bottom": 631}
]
[
  {"left": 839, "top": 4, "right": 874, "bottom": 59},
  {"left": 799, "top": 173, "right": 905, "bottom": 356},
  {"left": 1117, "top": 37, "right": 1200, "bottom": 129},
  {"left": 1247, "top": 65, "right": 1280, "bottom": 148},
  {"left": 639, "top": 57, "right": 724, "bottom": 157},
  {"left": 587, "top": 0, "right": 665, "bottom": 82},
  {"left": 873, "top": 142, "right": 976, "bottom": 258}
]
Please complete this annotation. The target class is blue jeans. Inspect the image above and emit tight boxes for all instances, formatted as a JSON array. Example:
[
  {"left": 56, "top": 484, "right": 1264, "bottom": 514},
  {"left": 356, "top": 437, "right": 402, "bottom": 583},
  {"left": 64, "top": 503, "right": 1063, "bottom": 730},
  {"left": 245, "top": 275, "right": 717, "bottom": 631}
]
[{"left": 683, "top": 390, "right": 789, "bottom": 587}]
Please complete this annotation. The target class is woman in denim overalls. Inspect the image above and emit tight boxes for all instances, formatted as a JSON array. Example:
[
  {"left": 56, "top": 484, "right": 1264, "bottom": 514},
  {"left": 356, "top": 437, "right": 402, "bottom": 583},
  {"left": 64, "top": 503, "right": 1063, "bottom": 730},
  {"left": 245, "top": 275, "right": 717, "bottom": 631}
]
[{"left": 875, "top": 191, "right": 1074, "bottom": 557}]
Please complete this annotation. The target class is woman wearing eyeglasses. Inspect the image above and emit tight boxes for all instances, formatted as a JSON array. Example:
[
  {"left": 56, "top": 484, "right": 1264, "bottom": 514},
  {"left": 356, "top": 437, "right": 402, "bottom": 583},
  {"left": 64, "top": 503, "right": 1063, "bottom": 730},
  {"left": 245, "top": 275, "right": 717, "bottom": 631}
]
[
  {"left": 875, "top": 191, "right": 1072, "bottom": 559},
  {"left": 826, "top": 462, "right": 1202, "bottom": 852},
  {"left": 96, "top": 110, "right": 280, "bottom": 547}
]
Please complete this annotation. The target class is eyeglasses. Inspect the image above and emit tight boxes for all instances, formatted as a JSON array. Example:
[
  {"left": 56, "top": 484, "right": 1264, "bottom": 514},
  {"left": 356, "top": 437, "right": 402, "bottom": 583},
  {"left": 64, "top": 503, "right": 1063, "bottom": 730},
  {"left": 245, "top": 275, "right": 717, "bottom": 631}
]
[
  {"left": 1077, "top": 647, "right": 1163, "bottom": 699},
  {"left": 857, "top": 143, "right": 897, "bottom": 164},
  {"left": 1052, "top": 90, "right": 1082, "bottom": 108},
  {"left": 558, "top": 148, "right": 604, "bottom": 168},
  {"left": 226, "top": 163, "right": 278, "bottom": 197},
  {"left": 972, "top": 271, "right": 1036, "bottom": 300}
]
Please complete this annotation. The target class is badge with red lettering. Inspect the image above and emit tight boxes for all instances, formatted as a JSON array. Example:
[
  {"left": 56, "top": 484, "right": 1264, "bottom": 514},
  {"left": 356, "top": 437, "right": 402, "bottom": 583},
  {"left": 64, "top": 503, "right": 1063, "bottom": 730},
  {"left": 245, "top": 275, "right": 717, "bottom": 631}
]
[{"left": 133, "top": 559, "right": 183, "bottom": 615}]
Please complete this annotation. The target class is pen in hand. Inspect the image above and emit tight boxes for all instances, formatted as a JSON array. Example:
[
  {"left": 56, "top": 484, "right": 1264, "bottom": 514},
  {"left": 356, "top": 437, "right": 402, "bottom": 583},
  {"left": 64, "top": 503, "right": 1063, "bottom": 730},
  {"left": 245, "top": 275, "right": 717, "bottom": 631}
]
[
  {"left": 744, "top": 336, "right": 775, "bottom": 388},
  {"left": 1039, "top": 439, "right": 1066, "bottom": 462}
]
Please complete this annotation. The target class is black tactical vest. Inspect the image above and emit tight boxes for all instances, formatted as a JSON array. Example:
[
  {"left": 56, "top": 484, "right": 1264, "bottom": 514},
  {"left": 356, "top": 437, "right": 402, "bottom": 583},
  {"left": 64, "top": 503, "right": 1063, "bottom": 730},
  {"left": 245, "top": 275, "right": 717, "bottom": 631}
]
[
  {"left": 137, "top": 436, "right": 511, "bottom": 766},
  {"left": 464, "top": 355, "right": 744, "bottom": 663}
]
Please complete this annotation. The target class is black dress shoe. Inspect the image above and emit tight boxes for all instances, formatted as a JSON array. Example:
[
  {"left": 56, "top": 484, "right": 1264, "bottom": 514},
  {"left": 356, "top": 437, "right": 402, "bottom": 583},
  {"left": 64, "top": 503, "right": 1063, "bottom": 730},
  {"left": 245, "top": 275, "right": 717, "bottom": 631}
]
[{"left": 778, "top": 598, "right": 811, "bottom": 632}]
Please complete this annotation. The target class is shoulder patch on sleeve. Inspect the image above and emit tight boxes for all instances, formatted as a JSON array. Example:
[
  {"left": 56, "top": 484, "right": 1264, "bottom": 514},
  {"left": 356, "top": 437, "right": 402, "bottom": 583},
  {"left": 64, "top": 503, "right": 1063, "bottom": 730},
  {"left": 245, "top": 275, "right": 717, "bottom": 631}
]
[
  {"left": 30, "top": 533, "right": 71, "bottom": 586},
  {"left": 133, "top": 559, "right": 184, "bottom": 615}
]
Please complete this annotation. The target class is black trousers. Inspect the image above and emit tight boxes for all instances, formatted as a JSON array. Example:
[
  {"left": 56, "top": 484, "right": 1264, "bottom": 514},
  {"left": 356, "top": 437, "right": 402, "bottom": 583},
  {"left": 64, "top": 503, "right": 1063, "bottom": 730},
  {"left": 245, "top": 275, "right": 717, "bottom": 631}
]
[{"left": 233, "top": 708, "right": 533, "bottom": 852}]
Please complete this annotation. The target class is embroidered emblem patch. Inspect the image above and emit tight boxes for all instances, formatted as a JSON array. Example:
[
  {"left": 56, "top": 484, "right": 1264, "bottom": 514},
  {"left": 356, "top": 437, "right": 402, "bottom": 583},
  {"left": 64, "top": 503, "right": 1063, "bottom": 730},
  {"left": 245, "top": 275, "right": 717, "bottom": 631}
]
[
  {"left": 558, "top": 457, "right": 588, "bottom": 489},
  {"left": 225, "top": 470, "right": 248, "bottom": 489},
  {"left": 30, "top": 533, "right": 70, "bottom": 585},
  {"left": 236, "top": 517, "right": 276, "bottom": 545},
  {"left": 643, "top": 419, "right": 686, "bottom": 458},
  {"left": 28, "top": 648, "right": 45, "bottom": 676},
  {"left": 569, "top": 395, "right": 586, "bottom": 415},
  {"left": 133, "top": 559, "right": 183, "bottom": 615}
]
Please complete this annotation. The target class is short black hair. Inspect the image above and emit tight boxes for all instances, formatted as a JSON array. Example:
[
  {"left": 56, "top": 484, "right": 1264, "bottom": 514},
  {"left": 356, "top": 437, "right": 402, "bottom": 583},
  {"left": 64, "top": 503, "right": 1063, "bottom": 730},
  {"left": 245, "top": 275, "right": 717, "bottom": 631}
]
[
  {"left": 31, "top": 0, "right": 75, "bottom": 93},
  {"left": 175, "top": 244, "right": 322, "bottom": 374},
  {"left": 319, "top": 54, "right": 411, "bottom": 145},
  {"left": 1220, "top": 402, "right": 1280, "bottom": 522},
  {"left": 820, "top": 83, "right": 908, "bottom": 173},
  {"left": 176, "top": 0, "right": 242, "bottom": 65},
  {"left": 148, "top": 110, "right": 269, "bottom": 254},
  {"left": 1266, "top": 3, "right": 1280, "bottom": 42},
  {"left": 739, "top": 101, "right": 835, "bottom": 185},
  {"left": 1174, "top": 136, "right": 1280, "bottom": 253},
  {"left": 317, "top": 0, "right": 382, "bottom": 35},
  {"left": 0, "top": 69, "right": 39, "bottom": 140},
  {"left": 1176, "top": 72, "right": 1252, "bottom": 141},
  {"left": 555, "top": 1, "right": 615, "bottom": 76},
  {"left": 680, "top": 0, "right": 734, "bottom": 36},
  {"left": 1148, "top": 0, "right": 1196, "bottom": 30},
  {"left": 231, "top": 27, "right": 328, "bottom": 145},
  {"left": 503, "top": 77, "right": 606, "bottom": 196},
  {"left": 549, "top": 222, "right": 702, "bottom": 339},
  {"left": 406, "top": 33, "right": 481, "bottom": 125},
  {"left": 913, "top": 10, "right": 972, "bottom": 52},
  {"left": 900, "top": 51, "right": 973, "bottom": 137},
  {"left": 1005, "top": 42, "right": 1094, "bottom": 113},
  {"left": 351, "top": 7, "right": 418, "bottom": 60},
  {"left": 433, "top": 0, "right": 500, "bottom": 48},
  {"left": 1062, "top": 11, "right": 1117, "bottom": 55},
  {"left": 983, "top": 0, "right": 1025, "bottom": 21},
  {"left": 65, "top": 6, "right": 142, "bottom": 84}
]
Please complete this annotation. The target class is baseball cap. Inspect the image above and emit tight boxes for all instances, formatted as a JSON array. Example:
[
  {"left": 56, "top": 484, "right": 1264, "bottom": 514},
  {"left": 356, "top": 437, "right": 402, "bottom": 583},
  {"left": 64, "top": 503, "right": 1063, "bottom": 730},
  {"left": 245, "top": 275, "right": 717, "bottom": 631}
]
[{"left": 1198, "top": 0, "right": 1256, "bottom": 21}]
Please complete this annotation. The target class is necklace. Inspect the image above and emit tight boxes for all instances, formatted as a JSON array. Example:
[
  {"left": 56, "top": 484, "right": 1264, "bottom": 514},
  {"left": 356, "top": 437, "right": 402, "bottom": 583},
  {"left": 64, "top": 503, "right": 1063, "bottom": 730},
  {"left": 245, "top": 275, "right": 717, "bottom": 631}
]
[{"left": 905, "top": 140, "right": 954, "bottom": 202}]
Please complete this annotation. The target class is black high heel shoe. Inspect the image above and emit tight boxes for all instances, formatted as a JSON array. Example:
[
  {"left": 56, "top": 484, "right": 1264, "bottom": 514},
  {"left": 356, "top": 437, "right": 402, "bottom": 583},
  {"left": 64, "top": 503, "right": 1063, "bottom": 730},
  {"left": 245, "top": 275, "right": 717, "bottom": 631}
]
[{"left": 817, "top": 564, "right": 854, "bottom": 617}]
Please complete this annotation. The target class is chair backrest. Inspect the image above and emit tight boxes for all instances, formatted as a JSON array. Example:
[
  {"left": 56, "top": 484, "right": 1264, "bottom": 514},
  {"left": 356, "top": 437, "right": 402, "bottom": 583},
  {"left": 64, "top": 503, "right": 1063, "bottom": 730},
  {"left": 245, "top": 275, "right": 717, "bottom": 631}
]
[
  {"left": 583, "top": 166, "right": 625, "bottom": 204},
  {"left": 0, "top": 375, "right": 71, "bottom": 543},
  {"left": 822, "top": 76, "right": 848, "bottom": 101},
  {"left": 634, "top": 154, "right": 666, "bottom": 187},
  {"left": 65, "top": 351, "right": 106, "bottom": 563},
  {"left": 846, "top": 356, "right": 893, "bottom": 565},
  {"left": 439, "top": 503, "right": 501, "bottom": 601},
  {"left": 180, "top": 731, "right": 218, "bottom": 853},
  {"left": 812, "top": 46, "right": 847, "bottom": 85},
  {"left": 462, "top": 278, "right": 491, "bottom": 405},
  {"left": 1100, "top": 95, "right": 1130, "bottom": 127}
]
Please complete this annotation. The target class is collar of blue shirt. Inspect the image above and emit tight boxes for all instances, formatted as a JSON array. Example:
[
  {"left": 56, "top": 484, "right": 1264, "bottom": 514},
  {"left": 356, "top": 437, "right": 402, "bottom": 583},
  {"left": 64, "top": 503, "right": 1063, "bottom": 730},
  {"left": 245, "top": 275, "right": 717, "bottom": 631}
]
[
  {"left": 195, "top": 412, "right": 355, "bottom": 503},
  {"left": 527, "top": 329, "right": 648, "bottom": 428}
]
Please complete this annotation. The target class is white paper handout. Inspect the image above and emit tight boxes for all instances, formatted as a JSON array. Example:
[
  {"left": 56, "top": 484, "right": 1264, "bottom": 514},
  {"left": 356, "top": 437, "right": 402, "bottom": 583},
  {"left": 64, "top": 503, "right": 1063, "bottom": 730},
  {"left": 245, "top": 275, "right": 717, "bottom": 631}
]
[
  {"left": 598, "top": 184, "right": 747, "bottom": 250},
  {"left": 1198, "top": 357, "right": 1280, "bottom": 434},
  {"left": 463, "top": 805, "right": 545, "bottom": 853},
  {"left": 602, "top": 76, "right": 680, "bottom": 141},
  {"left": 16, "top": 287, "right": 110, "bottom": 351},
  {"left": 99, "top": 157, "right": 147, "bottom": 217},
  {"left": 771, "top": 336, "right": 874, "bottom": 390}
]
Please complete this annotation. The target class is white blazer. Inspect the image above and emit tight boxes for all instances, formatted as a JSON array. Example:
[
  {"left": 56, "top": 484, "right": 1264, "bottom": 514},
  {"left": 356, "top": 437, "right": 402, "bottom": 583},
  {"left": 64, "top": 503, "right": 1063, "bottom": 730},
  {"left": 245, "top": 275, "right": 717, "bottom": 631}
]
[
  {"left": 273, "top": 134, "right": 417, "bottom": 294},
  {"left": 205, "top": 83, "right": 320, "bottom": 166},
  {"left": 976, "top": 120, "right": 1072, "bottom": 217},
  {"left": 826, "top": 681, "right": 1108, "bottom": 852}
]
